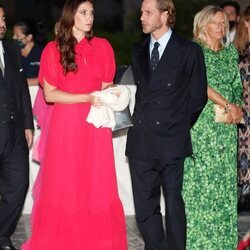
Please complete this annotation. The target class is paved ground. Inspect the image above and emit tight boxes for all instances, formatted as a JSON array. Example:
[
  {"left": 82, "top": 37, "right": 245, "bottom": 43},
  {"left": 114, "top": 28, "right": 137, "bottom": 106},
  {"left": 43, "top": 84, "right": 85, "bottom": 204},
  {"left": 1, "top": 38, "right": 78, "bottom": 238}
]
[
  {"left": 11, "top": 213, "right": 250, "bottom": 249},
  {"left": 238, "top": 212, "right": 250, "bottom": 239}
]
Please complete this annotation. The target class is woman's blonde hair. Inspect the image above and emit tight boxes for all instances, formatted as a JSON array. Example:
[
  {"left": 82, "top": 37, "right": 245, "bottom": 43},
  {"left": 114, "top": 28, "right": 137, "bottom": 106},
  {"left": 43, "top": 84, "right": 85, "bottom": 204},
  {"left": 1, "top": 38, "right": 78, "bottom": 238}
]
[
  {"left": 193, "top": 5, "right": 229, "bottom": 47},
  {"left": 234, "top": 6, "right": 250, "bottom": 53}
]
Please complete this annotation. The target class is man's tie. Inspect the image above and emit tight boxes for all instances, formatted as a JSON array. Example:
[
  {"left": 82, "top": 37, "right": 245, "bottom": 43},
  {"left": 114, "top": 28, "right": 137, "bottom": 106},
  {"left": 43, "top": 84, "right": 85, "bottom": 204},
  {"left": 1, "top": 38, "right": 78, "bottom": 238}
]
[
  {"left": 150, "top": 41, "right": 160, "bottom": 71},
  {"left": 0, "top": 56, "right": 4, "bottom": 77}
]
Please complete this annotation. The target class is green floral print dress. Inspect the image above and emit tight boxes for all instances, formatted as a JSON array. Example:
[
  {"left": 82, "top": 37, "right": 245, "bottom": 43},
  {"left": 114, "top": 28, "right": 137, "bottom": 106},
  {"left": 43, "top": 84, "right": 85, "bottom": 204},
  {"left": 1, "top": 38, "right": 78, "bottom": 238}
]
[{"left": 183, "top": 43, "right": 242, "bottom": 250}]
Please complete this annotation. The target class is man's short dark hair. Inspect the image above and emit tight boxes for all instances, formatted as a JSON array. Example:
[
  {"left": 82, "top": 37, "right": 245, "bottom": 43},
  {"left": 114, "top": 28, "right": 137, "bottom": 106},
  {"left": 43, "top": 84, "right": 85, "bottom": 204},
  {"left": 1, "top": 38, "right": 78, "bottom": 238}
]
[{"left": 220, "top": 1, "right": 241, "bottom": 16}]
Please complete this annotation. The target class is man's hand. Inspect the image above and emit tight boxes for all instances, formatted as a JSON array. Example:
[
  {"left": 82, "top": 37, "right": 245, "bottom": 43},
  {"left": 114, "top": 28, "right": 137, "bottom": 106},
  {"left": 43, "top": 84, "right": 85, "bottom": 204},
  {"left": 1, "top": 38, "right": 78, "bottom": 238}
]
[{"left": 25, "top": 129, "right": 34, "bottom": 149}]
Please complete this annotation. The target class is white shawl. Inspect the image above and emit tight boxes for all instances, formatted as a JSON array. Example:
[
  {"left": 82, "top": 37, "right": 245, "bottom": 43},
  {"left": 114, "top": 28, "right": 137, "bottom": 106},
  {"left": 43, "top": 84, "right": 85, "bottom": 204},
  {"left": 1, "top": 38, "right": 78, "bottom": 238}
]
[{"left": 86, "top": 85, "right": 131, "bottom": 129}]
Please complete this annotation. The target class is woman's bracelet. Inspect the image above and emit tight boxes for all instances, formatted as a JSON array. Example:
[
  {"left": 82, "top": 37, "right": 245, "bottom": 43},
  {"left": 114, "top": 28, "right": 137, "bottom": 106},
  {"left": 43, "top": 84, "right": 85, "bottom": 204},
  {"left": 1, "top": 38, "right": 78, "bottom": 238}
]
[{"left": 225, "top": 103, "right": 231, "bottom": 113}]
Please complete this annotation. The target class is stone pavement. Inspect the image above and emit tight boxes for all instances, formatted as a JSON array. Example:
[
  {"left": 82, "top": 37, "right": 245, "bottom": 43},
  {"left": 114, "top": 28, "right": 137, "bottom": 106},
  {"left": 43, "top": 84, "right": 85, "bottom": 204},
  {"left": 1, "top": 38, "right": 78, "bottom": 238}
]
[{"left": 10, "top": 213, "right": 250, "bottom": 249}]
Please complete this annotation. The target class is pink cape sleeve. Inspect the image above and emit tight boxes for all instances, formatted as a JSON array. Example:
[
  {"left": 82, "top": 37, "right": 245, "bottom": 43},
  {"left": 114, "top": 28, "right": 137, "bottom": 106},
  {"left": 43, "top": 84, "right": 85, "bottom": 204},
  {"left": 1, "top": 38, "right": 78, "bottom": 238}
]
[
  {"left": 33, "top": 41, "right": 59, "bottom": 162},
  {"left": 32, "top": 87, "right": 53, "bottom": 163}
]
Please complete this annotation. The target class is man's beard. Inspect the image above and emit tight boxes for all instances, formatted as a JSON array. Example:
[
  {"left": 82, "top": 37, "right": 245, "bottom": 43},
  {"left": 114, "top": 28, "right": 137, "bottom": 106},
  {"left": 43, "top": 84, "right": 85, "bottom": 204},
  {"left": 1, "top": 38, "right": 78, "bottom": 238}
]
[{"left": 0, "top": 26, "right": 6, "bottom": 40}]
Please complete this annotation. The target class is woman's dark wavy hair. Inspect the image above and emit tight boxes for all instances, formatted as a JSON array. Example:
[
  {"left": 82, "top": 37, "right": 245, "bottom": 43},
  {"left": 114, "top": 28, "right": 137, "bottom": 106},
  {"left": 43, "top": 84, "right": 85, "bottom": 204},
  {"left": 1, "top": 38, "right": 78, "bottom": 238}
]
[{"left": 56, "top": 0, "right": 94, "bottom": 75}]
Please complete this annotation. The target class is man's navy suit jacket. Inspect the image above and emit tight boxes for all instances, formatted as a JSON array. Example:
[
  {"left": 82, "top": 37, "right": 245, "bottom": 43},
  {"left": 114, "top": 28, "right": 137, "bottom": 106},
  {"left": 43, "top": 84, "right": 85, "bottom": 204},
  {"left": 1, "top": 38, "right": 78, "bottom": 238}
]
[{"left": 126, "top": 32, "right": 208, "bottom": 160}]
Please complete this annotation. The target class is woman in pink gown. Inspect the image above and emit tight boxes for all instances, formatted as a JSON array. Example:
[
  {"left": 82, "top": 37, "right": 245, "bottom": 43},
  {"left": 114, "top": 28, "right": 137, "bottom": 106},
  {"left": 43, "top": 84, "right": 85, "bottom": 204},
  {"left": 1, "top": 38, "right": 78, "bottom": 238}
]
[{"left": 22, "top": 0, "right": 127, "bottom": 249}]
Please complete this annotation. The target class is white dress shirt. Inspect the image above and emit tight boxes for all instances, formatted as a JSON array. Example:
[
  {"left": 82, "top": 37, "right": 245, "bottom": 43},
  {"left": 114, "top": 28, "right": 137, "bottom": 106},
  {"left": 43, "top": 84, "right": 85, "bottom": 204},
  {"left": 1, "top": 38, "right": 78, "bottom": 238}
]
[
  {"left": 150, "top": 29, "right": 172, "bottom": 60},
  {"left": 0, "top": 40, "right": 5, "bottom": 68}
]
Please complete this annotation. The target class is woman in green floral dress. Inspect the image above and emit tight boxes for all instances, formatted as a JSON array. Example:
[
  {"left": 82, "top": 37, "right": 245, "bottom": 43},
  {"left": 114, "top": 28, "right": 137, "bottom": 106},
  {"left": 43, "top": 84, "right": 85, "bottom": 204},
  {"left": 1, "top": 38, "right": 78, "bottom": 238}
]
[{"left": 183, "top": 5, "right": 243, "bottom": 250}]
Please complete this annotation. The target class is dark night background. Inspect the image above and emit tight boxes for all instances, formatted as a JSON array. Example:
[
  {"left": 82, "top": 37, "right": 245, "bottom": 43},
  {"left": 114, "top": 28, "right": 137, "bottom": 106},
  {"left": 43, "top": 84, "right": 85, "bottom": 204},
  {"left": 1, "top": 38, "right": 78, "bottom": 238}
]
[{"left": 1, "top": 0, "right": 248, "bottom": 64}]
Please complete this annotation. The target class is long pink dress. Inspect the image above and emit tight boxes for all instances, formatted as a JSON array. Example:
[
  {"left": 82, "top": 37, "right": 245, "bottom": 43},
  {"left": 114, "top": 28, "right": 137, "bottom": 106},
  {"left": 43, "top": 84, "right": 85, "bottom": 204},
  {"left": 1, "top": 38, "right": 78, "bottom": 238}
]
[{"left": 22, "top": 37, "right": 128, "bottom": 250}]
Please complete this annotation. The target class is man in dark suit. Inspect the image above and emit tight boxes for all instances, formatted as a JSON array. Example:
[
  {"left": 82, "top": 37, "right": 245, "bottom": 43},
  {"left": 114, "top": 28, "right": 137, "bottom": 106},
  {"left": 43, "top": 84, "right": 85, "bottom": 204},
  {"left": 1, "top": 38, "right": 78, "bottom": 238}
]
[
  {"left": 125, "top": 0, "right": 207, "bottom": 249},
  {"left": 0, "top": 3, "right": 34, "bottom": 250}
]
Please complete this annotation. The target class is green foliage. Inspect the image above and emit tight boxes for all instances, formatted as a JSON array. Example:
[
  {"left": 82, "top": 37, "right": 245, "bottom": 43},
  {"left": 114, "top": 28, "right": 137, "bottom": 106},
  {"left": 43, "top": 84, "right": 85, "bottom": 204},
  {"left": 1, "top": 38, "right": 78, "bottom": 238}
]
[
  {"left": 5, "top": 29, "right": 12, "bottom": 40},
  {"left": 95, "top": 30, "right": 141, "bottom": 66},
  {"left": 174, "top": 0, "right": 220, "bottom": 39}
]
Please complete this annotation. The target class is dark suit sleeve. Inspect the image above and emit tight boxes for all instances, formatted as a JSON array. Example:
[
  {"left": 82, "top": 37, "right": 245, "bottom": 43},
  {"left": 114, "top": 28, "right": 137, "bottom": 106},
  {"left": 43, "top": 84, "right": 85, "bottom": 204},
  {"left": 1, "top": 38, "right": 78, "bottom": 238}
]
[
  {"left": 21, "top": 71, "right": 34, "bottom": 129},
  {"left": 14, "top": 47, "right": 34, "bottom": 130},
  {"left": 189, "top": 44, "right": 207, "bottom": 127}
]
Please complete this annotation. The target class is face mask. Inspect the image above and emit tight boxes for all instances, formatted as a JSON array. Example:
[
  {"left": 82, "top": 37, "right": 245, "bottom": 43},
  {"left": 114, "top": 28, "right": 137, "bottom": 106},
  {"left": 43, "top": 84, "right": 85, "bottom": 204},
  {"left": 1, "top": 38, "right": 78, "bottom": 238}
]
[
  {"left": 229, "top": 21, "right": 236, "bottom": 30},
  {"left": 13, "top": 39, "right": 26, "bottom": 50}
]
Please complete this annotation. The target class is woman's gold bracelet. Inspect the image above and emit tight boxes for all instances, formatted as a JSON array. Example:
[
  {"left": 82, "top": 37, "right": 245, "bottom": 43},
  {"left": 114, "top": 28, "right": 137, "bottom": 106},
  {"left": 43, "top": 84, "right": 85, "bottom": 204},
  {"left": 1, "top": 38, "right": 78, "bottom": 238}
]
[{"left": 225, "top": 103, "right": 231, "bottom": 113}]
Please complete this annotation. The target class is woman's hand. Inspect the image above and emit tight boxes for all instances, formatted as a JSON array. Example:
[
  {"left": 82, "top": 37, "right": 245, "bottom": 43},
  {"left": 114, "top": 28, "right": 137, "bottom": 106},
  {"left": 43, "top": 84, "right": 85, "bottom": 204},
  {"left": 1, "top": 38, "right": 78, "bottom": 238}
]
[
  {"left": 228, "top": 103, "right": 243, "bottom": 124},
  {"left": 88, "top": 95, "right": 103, "bottom": 107}
]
